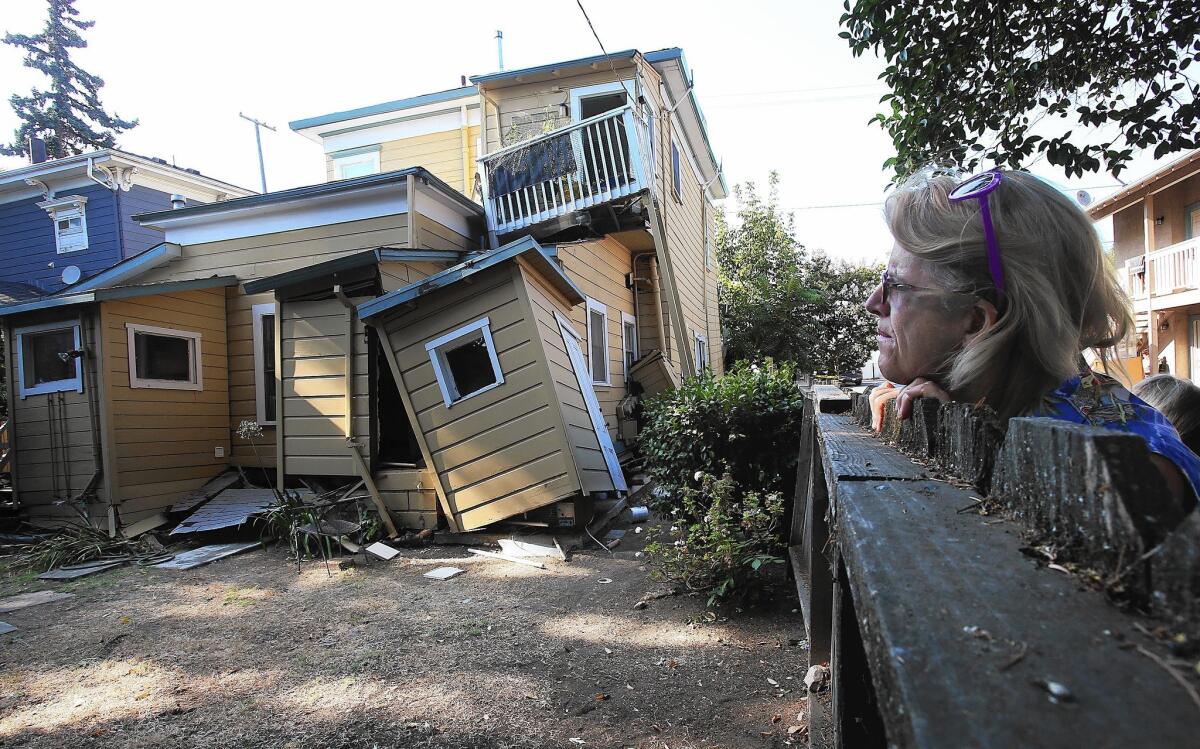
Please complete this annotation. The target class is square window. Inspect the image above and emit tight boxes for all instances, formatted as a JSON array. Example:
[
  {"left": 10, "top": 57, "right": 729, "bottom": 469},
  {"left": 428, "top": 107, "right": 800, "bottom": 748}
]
[
  {"left": 332, "top": 148, "right": 380, "bottom": 180},
  {"left": 127, "top": 323, "right": 202, "bottom": 390},
  {"left": 16, "top": 323, "right": 83, "bottom": 397},
  {"left": 425, "top": 318, "right": 505, "bottom": 407},
  {"left": 252, "top": 303, "right": 277, "bottom": 425}
]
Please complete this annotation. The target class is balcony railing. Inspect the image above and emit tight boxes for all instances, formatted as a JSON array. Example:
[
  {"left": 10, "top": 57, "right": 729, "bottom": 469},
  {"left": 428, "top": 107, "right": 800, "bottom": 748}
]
[
  {"left": 1123, "top": 236, "right": 1200, "bottom": 300},
  {"left": 479, "top": 105, "right": 651, "bottom": 237}
]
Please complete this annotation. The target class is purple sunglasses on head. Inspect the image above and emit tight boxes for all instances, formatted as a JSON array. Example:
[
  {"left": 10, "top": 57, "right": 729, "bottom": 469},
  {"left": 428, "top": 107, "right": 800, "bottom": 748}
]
[{"left": 947, "top": 168, "right": 1005, "bottom": 296}]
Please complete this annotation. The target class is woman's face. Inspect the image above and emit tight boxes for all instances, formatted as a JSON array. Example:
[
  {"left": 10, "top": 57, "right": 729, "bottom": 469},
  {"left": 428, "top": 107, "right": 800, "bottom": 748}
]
[{"left": 864, "top": 245, "right": 978, "bottom": 385}]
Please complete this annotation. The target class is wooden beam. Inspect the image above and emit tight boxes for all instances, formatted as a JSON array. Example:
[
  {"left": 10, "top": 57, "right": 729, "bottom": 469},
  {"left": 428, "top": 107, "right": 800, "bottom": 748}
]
[
  {"left": 372, "top": 324, "right": 462, "bottom": 533},
  {"left": 644, "top": 196, "right": 696, "bottom": 377},
  {"left": 345, "top": 438, "right": 400, "bottom": 539}
]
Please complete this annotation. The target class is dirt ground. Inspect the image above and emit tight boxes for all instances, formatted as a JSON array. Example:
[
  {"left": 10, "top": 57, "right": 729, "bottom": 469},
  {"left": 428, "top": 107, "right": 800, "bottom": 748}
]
[{"left": 0, "top": 522, "right": 810, "bottom": 749}]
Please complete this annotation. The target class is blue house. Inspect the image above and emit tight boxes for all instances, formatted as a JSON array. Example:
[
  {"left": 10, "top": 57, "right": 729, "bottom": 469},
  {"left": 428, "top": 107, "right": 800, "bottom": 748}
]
[{"left": 0, "top": 149, "right": 252, "bottom": 294}]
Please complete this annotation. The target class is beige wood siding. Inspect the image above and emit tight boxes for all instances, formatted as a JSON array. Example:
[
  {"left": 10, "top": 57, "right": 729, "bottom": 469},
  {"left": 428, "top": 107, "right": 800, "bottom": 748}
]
[
  {"left": 379, "top": 263, "right": 579, "bottom": 530},
  {"left": 228, "top": 288, "right": 276, "bottom": 466},
  {"left": 102, "top": 288, "right": 230, "bottom": 523},
  {"left": 327, "top": 125, "right": 481, "bottom": 195},
  {"left": 280, "top": 297, "right": 371, "bottom": 477},
  {"left": 9, "top": 311, "right": 105, "bottom": 524},
  {"left": 520, "top": 264, "right": 614, "bottom": 493},
  {"left": 380, "top": 259, "right": 443, "bottom": 293},
  {"left": 555, "top": 236, "right": 636, "bottom": 441},
  {"left": 375, "top": 468, "right": 439, "bottom": 530}
]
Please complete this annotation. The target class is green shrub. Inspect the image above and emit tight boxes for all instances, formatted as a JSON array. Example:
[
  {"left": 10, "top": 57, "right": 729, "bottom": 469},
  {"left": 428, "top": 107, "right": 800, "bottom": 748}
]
[
  {"left": 645, "top": 472, "right": 786, "bottom": 606},
  {"left": 641, "top": 360, "right": 805, "bottom": 508},
  {"left": 639, "top": 361, "right": 804, "bottom": 606}
]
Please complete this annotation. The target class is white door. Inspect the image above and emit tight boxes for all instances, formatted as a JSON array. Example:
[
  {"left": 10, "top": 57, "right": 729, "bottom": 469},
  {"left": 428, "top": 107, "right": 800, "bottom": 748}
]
[{"left": 557, "top": 314, "right": 628, "bottom": 492}]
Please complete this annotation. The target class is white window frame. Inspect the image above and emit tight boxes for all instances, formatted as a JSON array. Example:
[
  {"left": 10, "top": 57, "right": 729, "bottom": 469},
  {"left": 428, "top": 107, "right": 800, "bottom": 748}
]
[
  {"left": 251, "top": 303, "right": 277, "bottom": 426},
  {"left": 671, "top": 140, "right": 683, "bottom": 201},
  {"left": 331, "top": 146, "right": 381, "bottom": 180},
  {"left": 54, "top": 205, "right": 88, "bottom": 254},
  {"left": 620, "top": 311, "right": 638, "bottom": 381},
  {"left": 569, "top": 80, "right": 636, "bottom": 123},
  {"left": 14, "top": 321, "right": 83, "bottom": 398},
  {"left": 693, "top": 330, "right": 710, "bottom": 372},
  {"left": 585, "top": 297, "right": 611, "bottom": 386},
  {"left": 425, "top": 317, "right": 504, "bottom": 408},
  {"left": 126, "top": 323, "right": 203, "bottom": 391}
]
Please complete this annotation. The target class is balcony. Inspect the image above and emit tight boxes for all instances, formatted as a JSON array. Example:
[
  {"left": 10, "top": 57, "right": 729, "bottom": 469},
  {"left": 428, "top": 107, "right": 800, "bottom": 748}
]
[
  {"left": 479, "top": 105, "right": 651, "bottom": 238},
  {"left": 1123, "top": 236, "right": 1200, "bottom": 302}
]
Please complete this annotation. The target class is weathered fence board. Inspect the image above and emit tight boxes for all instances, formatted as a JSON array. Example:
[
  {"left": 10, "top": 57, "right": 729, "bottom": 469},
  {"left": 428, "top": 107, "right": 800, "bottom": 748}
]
[{"left": 835, "top": 478, "right": 1199, "bottom": 747}]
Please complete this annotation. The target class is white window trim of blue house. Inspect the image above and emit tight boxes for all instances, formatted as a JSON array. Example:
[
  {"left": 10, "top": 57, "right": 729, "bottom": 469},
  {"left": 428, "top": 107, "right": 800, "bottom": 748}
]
[
  {"left": 15, "top": 320, "right": 84, "bottom": 398},
  {"left": 331, "top": 145, "right": 381, "bottom": 180},
  {"left": 425, "top": 317, "right": 504, "bottom": 408},
  {"left": 37, "top": 195, "right": 90, "bottom": 254}
]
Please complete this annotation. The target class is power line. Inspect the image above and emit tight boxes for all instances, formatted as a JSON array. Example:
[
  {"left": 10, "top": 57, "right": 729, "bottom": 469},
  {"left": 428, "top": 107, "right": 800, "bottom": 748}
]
[{"left": 705, "top": 83, "right": 885, "bottom": 98}]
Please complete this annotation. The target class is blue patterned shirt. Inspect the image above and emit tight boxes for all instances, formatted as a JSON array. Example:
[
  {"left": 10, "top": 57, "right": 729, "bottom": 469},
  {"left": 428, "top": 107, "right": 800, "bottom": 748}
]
[{"left": 1031, "top": 367, "right": 1200, "bottom": 499}]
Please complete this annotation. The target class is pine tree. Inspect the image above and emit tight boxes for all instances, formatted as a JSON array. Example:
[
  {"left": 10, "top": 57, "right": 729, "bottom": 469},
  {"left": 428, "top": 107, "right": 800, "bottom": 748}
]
[{"left": 1, "top": 0, "right": 137, "bottom": 160}]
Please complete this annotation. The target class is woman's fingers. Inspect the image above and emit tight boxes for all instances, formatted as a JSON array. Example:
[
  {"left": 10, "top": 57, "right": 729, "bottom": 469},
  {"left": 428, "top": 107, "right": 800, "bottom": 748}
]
[{"left": 897, "top": 378, "right": 952, "bottom": 419}]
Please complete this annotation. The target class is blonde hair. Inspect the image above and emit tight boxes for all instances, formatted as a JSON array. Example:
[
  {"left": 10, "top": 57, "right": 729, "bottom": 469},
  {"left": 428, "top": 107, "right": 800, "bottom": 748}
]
[
  {"left": 1133, "top": 374, "right": 1200, "bottom": 452},
  {"left": 884, "top": 168, "right": 1132, "bottom": 419}
]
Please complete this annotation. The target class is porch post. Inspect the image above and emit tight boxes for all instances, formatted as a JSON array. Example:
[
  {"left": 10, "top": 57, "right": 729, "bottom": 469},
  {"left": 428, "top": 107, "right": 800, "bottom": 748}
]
[{"left": 1144, "top": 194, "right": 1157, "bottom": 377}]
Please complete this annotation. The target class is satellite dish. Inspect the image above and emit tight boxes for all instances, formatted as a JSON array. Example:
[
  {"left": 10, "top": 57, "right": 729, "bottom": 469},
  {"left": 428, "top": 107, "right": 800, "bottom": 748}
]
[
  {"left": 61, "top": 265, "right": 81, "bottom": 285},
  {"left": 1075, "top": 190, "right": 1093, "bottom": 207}
]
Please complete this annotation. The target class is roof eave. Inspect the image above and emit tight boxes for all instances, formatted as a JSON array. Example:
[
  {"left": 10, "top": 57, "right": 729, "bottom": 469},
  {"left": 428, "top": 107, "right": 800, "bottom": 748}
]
[{"left": 1088, "top": 149, "right": 1200, "bottom": 221}]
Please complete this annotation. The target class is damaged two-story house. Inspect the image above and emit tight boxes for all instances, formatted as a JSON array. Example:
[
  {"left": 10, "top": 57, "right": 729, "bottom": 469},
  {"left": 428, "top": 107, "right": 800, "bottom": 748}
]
[{"left": 0, "top": 47, "right": 726, "bottom": 535}]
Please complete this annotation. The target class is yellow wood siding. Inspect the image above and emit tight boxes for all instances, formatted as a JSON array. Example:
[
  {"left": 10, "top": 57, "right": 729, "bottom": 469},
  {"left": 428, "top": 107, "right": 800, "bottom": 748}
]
[
  {"left": 379, "top": 263, "right": 579, "bottom": 530},
  {"left": 326, "top": 125, "right": 481, "bottom": 196},
  {"left": 555, "top": 237, "right": 636, "bottom": 441},
  {"left": 9, "top": 311, "right": 105, "bottom": 524},
  {"left": 280, "top": 298, "right": 370, "bottom": 477},
  {"left": 520, "top": 263, "right": 614, "bottom": 493},
  {"left": 102, "top": 288, "right": 230, "bottom": 523}
]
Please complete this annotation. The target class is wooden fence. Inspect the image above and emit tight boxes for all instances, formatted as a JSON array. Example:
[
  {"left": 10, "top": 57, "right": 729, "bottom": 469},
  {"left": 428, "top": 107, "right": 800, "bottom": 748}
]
[{"left": 790, "top": 385, "right": 1200, "bottom": 747}]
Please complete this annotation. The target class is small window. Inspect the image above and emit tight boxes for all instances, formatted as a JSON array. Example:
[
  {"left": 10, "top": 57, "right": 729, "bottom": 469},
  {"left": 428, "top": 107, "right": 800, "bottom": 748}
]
[
  {"left": 332, "top": 147, "right": 380, "bottom": 180},
  {"left": 1187, "top": 202, "right": 1200, "bottom": 240},
  {"left": 579, "top": 92, "right": 627, "bottom": 120},
  {"left": 127, "top": 323, "right": 202, "bottom": 390},
  {"left": 586, "top": 297, "right": 610, "bottom": 385},
  {"left": 693, "top": 331, "right": 710, "bottom": 372},
  {"left": 621, "top": 311, "right": 638, "bottom": 379},
  {"left": 15, "top": 322, "right": 83, "bottom": 398},
  {"left": 55, "top": 206, "right": 88, "bottom": 253},
  {"left": 426, "top": 317, "right": 504, "bottom": 407},
  {"left": 252, "top": 303, "right": 277, "bottom": 425},
  {"left": 671, "top": 141, "right": 682, "bottom": 200}
]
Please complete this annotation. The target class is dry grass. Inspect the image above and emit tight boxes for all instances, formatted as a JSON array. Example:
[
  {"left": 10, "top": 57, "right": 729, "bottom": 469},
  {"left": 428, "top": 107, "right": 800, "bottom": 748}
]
[{"left": 0, "top": 528, "right": 809, "bottom": 749}]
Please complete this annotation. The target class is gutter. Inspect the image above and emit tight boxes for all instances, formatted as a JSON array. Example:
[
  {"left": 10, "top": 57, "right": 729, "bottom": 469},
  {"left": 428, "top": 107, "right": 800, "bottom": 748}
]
[{"left": 70, "top": 242, "right": 182, "bottom": 292}]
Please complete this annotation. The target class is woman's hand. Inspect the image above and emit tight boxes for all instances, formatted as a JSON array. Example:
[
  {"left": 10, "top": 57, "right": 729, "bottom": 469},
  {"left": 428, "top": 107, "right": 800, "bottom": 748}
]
[{"left": 897, "top": 377, "right": 952, "bottom": 419}]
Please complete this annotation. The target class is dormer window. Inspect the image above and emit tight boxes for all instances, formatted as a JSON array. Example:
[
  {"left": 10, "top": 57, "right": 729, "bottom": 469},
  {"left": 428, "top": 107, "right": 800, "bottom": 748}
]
[
  {"left": 331, "top": 146, "right": 381, "bottom": 180},
  {"left": 37, "top": 195, "right": 90, "bottom": 254}
]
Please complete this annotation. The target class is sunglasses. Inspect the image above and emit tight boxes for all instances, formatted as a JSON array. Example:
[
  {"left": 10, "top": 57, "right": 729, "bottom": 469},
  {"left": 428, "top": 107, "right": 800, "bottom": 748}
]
[
  {"left": 947, "top": 168, "right": 1005, "bottom": 296},
  {"left": 878, "top": 268, "right": 977, "bottom": 305}
]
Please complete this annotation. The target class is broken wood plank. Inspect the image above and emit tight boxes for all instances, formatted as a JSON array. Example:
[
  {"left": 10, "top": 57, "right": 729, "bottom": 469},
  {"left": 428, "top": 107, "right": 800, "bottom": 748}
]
[
  {"left": 121, "top": 512, "right": 170, "bottom": 539},
  {"left": 468, "top": 548, "right": 547, "bottom": 569},
  {"left": 0, "top": 590, "right": 75, "bottom": 614},
  {"left": 346, "top": 440, "right": 400, "bottom": 539},
  {"left": 170, "top": 471, "right": 241, "bottom": 513}
]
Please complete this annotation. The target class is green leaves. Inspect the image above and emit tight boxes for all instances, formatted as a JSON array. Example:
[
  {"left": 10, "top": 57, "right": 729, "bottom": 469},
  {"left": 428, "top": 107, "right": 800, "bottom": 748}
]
[
  {"left": 839, "top": 0, "right": 1200, "bottom": 182},
  {"left": 717, "top": 175, "right": 881, "bottom": 373}
]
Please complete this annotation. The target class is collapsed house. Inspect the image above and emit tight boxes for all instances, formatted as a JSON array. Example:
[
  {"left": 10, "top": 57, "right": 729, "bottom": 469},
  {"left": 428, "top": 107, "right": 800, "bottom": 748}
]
[{"left": 0, "top": 48, "right": 726, "bottom": 535}]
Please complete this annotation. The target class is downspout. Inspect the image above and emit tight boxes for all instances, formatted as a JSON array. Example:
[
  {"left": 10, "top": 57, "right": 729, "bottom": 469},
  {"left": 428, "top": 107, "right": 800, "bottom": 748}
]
[{"left": 647, "top": 255, "right": 668, "bottom": 361}]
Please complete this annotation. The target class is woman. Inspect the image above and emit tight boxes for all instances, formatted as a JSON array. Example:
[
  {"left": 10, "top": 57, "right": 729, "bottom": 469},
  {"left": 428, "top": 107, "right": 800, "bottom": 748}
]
[{"left": 864, "top": 167, "right": 1200, "bottom": 509}]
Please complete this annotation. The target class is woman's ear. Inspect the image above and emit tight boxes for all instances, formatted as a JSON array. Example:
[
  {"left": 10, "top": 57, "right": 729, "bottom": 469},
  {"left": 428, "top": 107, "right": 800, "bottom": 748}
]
[{"left": 966, "top": 298, "right": 1000, "bottom": 339}]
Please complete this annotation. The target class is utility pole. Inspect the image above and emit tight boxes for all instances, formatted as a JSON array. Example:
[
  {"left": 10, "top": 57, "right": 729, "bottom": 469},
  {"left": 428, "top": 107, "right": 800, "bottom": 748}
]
[
  {"left": 238, "top": 112, "right": 276, "bottom": 193},
  {"left": 495, "top": 30, "right": 504, "bottom": 71}
]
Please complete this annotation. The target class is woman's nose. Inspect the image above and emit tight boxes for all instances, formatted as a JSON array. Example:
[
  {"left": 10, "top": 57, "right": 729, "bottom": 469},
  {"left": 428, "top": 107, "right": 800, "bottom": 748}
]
[{"left": 865, "top": 283, "right": 886, "bottom": 316}]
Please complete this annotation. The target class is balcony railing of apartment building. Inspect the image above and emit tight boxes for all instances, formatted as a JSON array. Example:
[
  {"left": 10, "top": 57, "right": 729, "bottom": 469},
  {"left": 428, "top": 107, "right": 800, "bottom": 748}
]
[
  {"left": 1122, "top": 236, "right": 1200, "bottom": 300},
  {"left": 479, "top": 106, "right": 651, "bottom": 237}
]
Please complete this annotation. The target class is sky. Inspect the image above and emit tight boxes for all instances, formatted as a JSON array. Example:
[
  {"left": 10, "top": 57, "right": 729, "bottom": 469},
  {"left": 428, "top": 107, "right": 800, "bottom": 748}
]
[{"left": 0, "top": 0, "right": 1162, "bottom": 262}]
